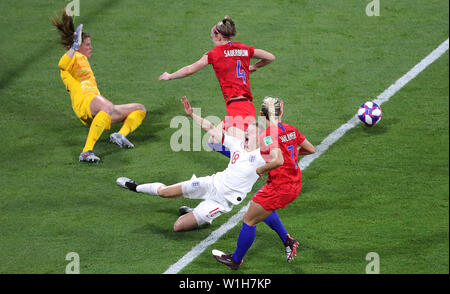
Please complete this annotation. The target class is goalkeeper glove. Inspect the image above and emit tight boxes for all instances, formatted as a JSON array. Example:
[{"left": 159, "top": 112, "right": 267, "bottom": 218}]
[{"left": 71, "top": 24, "right": 83, "bottom": 51}]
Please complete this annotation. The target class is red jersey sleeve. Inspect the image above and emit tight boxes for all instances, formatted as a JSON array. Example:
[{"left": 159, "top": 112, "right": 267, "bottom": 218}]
[
  {"left": 206, "top": 50, "right": 214, "bottom": 64},
  {"left": 249, "top": 46, "right": 255, "bottom": 58},
  {"left": 296, "top": 129, "right": 306, "bottom": 145}
]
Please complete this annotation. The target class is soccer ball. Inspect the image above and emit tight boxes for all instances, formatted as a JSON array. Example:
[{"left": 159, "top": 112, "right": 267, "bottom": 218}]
[{"left": 357, "top": 101, "right": 382, "bottom": 126}]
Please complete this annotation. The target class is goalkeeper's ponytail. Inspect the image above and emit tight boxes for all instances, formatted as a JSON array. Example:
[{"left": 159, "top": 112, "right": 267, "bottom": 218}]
[{"left": 51, "top": 9, "right": 89, "bottom": 50}]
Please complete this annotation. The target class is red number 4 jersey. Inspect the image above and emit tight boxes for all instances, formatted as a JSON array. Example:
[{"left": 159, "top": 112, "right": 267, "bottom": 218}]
[{"left": 206, "top": 42, "right": 255, "bottom": 104}]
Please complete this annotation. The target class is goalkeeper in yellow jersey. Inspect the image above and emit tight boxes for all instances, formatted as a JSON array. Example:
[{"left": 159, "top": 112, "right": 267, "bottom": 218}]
[{"left": 52, "top": 11, "right": 147, "bottom": 163}]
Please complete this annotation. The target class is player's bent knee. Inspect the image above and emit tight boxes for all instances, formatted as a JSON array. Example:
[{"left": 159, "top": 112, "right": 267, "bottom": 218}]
[
  {"left": 91, "top": 96, "right": 114, "bottom": 116},
  {"left": 243, "top": 214, "right": 258, "bottom": 227},
  {"left": 101, "top": 101, "right": 114, "bottom": 115},
  {"left": 173, "top": 214, "right": 198, "bottom": 232},
  {"left": 136, "top": 103, "right": 146, "bottom": 113},
  {"left": 173, "top": 221, "right": 184, "bottom": 232},
  {"left": 174, "top": 221, "right": 189, "bottom": 232},
  {"left": 157, "top": 187, "right": 168, "bottom": 197}
]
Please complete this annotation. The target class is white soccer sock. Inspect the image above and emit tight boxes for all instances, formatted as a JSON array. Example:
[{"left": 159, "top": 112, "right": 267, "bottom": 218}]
[{"left": 136, "top": 183, "right": 165, "bottom": 196}]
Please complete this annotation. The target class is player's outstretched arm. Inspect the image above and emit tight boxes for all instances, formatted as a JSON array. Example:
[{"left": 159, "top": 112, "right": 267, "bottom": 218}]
[
  {"left": 159, "top": 55, "right": 209, "bottom": 80},
  {"left": 59, "top": 24, "right": 83, "bottom": 71},
  {"left": 65, "top": 24, "right": 83, "bottom": 59},
  {"left": 298, "top": 139, "right": 316, "bottom": 155},
  {"left": 249, "top": 49, "right": 276, "bottom": 73},
  {"left": 181, "top": 96, "right": 223, "bottom": 142}
]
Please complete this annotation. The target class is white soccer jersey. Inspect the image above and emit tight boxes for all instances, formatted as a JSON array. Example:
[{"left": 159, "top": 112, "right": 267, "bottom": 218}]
[{"left": 213, "top": 134, "right": 266, "bottom": 205}]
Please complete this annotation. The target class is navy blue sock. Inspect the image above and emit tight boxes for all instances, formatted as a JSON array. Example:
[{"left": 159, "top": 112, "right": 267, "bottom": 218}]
[
  {"left": 233, "top": 223, "right": 256, "bottom": 263},
  {"left": 264, "top": 211, "right": 288, "bottom": 244},
  {"left": 208, "top": 142, "right": 231, "bottom": 158}
]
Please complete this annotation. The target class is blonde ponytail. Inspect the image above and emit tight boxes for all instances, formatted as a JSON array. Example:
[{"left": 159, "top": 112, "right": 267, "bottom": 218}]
[{"left": 261, "top": 96, "right": 281, "bottom": 123}]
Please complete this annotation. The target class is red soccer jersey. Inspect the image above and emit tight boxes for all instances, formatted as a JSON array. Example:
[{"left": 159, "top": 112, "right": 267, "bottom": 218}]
[
  {"left": 259, "top": 122, "right": 306, "bottom": 187},
  {"left": 206, "top": 42, "right": 255, "bottom": 104}
]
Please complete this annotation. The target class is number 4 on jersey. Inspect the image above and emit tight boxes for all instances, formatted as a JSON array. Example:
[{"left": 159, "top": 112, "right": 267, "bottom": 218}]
[{"left": 236, "top": 60, "right": 246, "bottom": 84}]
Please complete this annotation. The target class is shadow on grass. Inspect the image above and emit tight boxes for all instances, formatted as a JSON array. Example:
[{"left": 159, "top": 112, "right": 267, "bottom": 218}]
[
  {"left": 133, "top": 221, "right": 216, "bottom": 242},
  {"left": 359, "top": 117, "right": 399, "bottom": 136}
]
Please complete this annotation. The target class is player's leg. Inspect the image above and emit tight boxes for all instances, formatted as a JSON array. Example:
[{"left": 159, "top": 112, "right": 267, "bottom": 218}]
[
  {"left": 263, "top": 210, "right": 299, "bottom": 262},
  {"left": 79, "top": 96, "right": 113, "bottom": 162},
  {"left": 133, "top": 182, "right": 188, "bottom": 198},
  {"left": 109, "top": 103, "right": 147, "bottom": 148},
  {"left": 117, "top": 176, "right": 218, "bottom": 232},
  {"left": 62, "top": 75, "right": 110, "bottom": 162},
  {"left": 119, "top": 178, "right": 172, "bottom": 197},
  {"left": 263, "top": 211, "right": 288, "bottom": 243},
  {"left": 255, "top": 185, "right": 301, "bottom": 263},
  {"left": 156, "top": 184, "right": 183, "bottom": 198},
  {"left": 90, "top": 95, "right": 114, "bottom": 117},
  {"left": 243, "top": 200, "right": 273, "bottom": 225},
  {"left": 116, "top": 177, "right": 167, "bottom": 196},
  {"left": 213, "top": 200, "right": 271, "bottom": 269},
  {"left": 174, "top": 199, "right": 224, "bottom": 232},
  {"left": 116, "top": 174, "right": 208, "bottom": 199},
  {"left": 173, "top": 212, "right": 198, "bottom": 232},
  {"left": 110, "top": 103, "right": 146, "bottom": 125},
  {"left": 232, "top": 200, "right": 272, "bottom": 261},
  {"left": 85, "top": 96, "right": 114, "bottom": 150}
]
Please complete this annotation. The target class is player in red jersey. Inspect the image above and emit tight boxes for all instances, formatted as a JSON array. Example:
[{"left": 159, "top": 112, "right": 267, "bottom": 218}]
[
  {"left": 213, "top": 96, "right": 316, "bottom": 270},
  {"left": 158, "top": 16, "right": 275, "bottom": 157}
]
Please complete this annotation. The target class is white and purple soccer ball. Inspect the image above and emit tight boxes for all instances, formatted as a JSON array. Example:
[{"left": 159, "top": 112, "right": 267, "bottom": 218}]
[{"left": 357, "top": 101, "right": 382, "bottom": 126}]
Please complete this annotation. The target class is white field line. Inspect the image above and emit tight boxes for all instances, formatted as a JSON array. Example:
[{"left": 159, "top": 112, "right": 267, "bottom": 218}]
[
  {"left": 163, "top": 38, "right": 449, "bottom": 274},
  {"left": 300, "top": 38, "right": 449, "bottom": 171}
]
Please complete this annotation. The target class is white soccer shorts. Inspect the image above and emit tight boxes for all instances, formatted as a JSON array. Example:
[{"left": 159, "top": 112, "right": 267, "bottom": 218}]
[{"left": 180, "top": 175, "right": 233, "bottom": 226}]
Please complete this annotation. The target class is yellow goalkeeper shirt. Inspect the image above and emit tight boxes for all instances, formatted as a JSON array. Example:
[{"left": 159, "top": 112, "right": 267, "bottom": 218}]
[{"left": 58, "top": 51, "right": 101, "bottom": 99}]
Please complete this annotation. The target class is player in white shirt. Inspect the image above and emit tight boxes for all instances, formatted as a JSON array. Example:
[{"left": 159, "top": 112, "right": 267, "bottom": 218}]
[{"left": 116, "top": 96, "right": 266, "bottom": 231}]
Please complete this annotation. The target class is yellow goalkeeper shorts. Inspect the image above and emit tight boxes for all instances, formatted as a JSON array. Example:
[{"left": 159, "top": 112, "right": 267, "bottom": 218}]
[{"left": 67, "top": 81, "right": 96, "bottom": 127}]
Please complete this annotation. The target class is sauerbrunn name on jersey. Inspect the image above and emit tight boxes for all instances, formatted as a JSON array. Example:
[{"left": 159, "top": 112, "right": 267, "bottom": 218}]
[{"left": 224, "top": 49, "right": 249, "bottom": 57}]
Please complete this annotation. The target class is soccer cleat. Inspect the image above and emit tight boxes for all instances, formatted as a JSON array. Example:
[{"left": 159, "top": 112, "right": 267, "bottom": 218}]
[
  {"left": 212, "top": 249, "right": 243, "bottom": 270},
  {"left": 284, "top": 234, "right": 299, "bottom": 262},
  {"left": 110, "top": 133, "right": 134, "bottom": 149},
  {"left": 116, "top": 177, "right": 138, "bottom": 192},
  {"left": 179, "top": 206, "right": 193, "bottom": 216},
  {"left": 79, "top": 150, "right": 100, "bottom": 163}
]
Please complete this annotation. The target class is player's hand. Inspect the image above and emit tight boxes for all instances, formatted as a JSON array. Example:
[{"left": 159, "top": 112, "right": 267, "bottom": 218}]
[
  {"left": 256, "top": 166, "right": 265, "bottom": 179},
  {"left": 181, "top": 96, "right": 193, "bottom": 116},
  {"left": 249, "top": 65, "right": 257, "bottom": 74},
  {"left": 158, "top": 72, "right": 172, "bottom": 80},
  {"left": 71, "top": 24, "right": 83, "bottom": 51}
]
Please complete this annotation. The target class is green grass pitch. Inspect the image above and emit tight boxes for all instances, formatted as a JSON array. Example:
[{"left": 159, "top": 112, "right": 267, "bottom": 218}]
[{"left": 0, "top": 0, "right": 448, "bottom": 274}]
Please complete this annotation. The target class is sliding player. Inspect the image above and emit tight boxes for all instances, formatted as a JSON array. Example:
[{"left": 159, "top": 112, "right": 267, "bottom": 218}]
[
  {"left": 116, "top": 96, "right": 266, "bottom": 232},
  {"left": 159, "top": 16, "right": 275, "bottom": 157},
  {"left": 52, "top": 10, "right": 147, "bottom": 163},
  {"left": 213, "top": 97, "right": 316, "bottom": 269}
]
